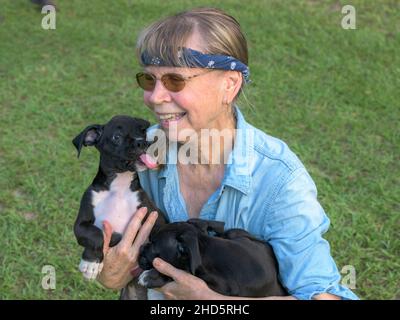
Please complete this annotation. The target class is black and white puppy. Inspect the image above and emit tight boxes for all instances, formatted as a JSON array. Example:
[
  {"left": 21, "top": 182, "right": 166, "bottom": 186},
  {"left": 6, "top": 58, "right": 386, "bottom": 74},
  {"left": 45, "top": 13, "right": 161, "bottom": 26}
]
[
  {"left": 72, "top": 115, "right": 166, "bottom": 281},
  {"left": 138, "top": 219, "right": 287, "bottom": 297}
]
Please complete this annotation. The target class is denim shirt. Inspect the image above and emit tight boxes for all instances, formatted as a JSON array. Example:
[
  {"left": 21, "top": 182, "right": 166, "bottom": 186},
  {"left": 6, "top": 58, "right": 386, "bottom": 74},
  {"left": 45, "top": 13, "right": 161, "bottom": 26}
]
[{"left": 138, "top": 107, "right": 359, "bottom": 300}]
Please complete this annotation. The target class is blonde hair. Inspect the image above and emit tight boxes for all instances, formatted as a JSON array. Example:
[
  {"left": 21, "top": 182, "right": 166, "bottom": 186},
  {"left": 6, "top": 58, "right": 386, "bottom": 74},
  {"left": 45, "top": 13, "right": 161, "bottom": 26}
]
[{"left": 136, "top": 7, "right": 249, "bottom": 99}]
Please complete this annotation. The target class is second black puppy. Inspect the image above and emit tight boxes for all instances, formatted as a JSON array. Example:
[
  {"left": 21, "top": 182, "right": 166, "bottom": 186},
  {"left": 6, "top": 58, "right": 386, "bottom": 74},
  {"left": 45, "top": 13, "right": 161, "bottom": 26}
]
[
  {"left": 138, "top": 219, "right": 287, "bottom": 297},
  {"left": 72, "top": 115, "right": 166, "bottom": 280}
]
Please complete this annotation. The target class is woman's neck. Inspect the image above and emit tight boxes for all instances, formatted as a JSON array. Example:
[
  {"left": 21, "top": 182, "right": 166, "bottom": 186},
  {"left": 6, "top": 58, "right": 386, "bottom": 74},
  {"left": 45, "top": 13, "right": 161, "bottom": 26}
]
[{"left": 178, "top": 108, "right": 236, "bottom": 168}]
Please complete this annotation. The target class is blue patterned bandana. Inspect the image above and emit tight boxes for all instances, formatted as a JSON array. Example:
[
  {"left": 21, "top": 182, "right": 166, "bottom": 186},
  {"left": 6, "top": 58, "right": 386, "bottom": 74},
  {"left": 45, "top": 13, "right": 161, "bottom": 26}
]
[{"left": 141, "top": 47, "right": 250, "bottom": 84}]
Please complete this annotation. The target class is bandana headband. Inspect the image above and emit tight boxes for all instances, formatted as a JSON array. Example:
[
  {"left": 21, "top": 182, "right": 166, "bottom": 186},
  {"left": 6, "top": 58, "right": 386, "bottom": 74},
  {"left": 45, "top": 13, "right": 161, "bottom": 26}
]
[{"left": 141, "top": 47, "right": 251, "bottom": 84}]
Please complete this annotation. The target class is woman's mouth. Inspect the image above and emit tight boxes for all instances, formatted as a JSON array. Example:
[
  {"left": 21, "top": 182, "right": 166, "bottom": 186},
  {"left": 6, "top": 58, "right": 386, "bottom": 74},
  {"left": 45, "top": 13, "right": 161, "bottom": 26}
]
[{"left": 157, "top": 112, "right": 187, "bottom": 128}]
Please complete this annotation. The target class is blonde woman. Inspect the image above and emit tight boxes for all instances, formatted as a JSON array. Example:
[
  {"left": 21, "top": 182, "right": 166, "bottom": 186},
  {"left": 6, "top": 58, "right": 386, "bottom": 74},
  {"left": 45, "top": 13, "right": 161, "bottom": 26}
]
[{"left": 97, "top": 8, "right": 358, "bottom": 300}]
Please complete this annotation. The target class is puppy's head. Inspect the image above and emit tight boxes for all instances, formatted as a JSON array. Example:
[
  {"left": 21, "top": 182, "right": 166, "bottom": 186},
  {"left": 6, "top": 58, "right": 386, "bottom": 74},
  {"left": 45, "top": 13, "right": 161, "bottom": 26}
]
[
  {"left": 187, "top": 219, "right": 225, "bottom": 236},
  {"left": 139, "top": 222, "right": 202, "bottom": 275},
  {"left": 72, "top": 115, "right": 151, "bottom": 172}
]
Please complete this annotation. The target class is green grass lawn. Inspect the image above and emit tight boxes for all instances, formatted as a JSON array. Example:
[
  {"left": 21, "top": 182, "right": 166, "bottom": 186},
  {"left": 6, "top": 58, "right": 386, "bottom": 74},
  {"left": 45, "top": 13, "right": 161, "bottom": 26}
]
[{"left": 0, "top": 0, "right": 398, "bottom": 299}]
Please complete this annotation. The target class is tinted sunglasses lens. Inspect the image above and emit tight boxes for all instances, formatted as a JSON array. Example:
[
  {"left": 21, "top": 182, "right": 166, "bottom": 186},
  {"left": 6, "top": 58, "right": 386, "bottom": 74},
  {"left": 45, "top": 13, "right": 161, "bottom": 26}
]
[
  {"left": 136, "top": 72, "right": 155, "bottom": 91},
  {"left": 162, "top": 74, "right": 185, "bottom": 92}
]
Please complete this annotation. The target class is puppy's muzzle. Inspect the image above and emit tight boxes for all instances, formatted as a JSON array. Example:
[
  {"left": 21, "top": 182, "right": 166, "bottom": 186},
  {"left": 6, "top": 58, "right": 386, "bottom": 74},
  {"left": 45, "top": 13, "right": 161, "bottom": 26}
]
[
  {"left": 138, "top": 244, "right": 156, "bottom": 270},
  {"left": 132, "top": 138, "right": 148, "bottom": 150}
]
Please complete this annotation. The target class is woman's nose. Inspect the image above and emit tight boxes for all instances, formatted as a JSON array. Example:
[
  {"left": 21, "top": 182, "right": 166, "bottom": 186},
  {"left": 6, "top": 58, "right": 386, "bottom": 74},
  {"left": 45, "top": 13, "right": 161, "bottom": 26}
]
[{"left": 147, "top": 80, "right": 172, "bottom": 105}]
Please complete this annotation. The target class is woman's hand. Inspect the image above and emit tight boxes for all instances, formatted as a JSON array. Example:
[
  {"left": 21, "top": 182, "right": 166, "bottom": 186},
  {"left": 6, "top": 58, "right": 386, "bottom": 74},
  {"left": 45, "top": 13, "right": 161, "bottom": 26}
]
[
  {"left": 152, "top": 258, "right": 300, "bottom": 300},
  {"left": 152, "top": 258, "right": 221, "bottom": 300},
  {"left": 97, "top": 207, "right": 158, "bottom": 290}
]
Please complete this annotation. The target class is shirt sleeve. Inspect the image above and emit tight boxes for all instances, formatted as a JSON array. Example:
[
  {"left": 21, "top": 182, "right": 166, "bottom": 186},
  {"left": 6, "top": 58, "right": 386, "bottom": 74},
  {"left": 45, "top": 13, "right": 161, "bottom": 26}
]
[{"left": 263, "top": 167, "right": 359, "bottom": 300}]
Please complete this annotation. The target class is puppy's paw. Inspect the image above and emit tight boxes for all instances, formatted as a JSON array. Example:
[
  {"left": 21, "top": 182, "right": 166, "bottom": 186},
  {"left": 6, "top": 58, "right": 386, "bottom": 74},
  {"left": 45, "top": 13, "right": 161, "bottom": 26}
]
[{"left": 79, "top": 259, "right": 103, "bottom": 281}]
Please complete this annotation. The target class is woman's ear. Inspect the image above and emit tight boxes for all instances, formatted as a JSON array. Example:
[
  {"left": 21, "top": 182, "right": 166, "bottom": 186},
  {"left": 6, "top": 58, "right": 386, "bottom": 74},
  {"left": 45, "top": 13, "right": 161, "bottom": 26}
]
[{"left": 223, "top": 71, "right": 243, "bottom": 104}]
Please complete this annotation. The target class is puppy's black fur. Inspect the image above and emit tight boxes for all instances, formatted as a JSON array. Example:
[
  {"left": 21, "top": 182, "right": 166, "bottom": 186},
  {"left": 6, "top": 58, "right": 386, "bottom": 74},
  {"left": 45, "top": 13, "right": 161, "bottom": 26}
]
[
  {"left": 138, "top": 219, "right": 287, "bottom": 297},
  {"left": 72, "top": 115, "right": 167, "bottom": 282},
  {"left": 31, "top": 0, "right": 56, "bottom": 9}
]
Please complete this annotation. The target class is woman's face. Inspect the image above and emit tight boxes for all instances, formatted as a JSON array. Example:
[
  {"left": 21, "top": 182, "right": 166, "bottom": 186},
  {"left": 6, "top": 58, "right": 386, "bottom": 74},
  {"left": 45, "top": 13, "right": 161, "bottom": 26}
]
[{"left": 142, "top": 64, "right": 231, "bottom": 142}]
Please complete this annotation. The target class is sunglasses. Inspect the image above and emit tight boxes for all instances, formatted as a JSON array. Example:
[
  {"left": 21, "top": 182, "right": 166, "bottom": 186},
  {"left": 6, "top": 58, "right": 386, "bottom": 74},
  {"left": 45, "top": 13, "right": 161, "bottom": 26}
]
[{"left": 136, "top": 69, "right": 213, "bottom": 92}]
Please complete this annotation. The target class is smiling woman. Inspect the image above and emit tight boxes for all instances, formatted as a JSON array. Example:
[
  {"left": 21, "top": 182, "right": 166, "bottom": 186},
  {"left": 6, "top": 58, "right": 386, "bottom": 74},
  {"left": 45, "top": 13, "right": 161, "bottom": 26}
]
[{"left": 96, "top": 7, "right": 359, "bottom": 300}]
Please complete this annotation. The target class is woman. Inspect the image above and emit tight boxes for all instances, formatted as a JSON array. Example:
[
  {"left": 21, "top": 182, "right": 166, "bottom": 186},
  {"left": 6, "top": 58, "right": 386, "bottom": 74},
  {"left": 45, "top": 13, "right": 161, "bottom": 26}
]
[{"left": 97, "top": 7, "right": 358, "bottom": 300}]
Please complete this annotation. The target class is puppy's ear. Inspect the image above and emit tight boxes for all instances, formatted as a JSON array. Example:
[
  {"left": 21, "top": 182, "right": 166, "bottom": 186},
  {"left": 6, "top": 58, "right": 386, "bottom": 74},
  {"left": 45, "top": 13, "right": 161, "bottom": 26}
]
[
  {"left": 72, "top": 124, "right": 103, "bottom": 158},
  {"left": 136, "top": 118, "right": 151, "bottom": 131},
  {"left": 177, "top": 231, "right": 202, "bottom": 275},
  {"left": 187, "top": 219, "right": 225, "bottom": 236}
]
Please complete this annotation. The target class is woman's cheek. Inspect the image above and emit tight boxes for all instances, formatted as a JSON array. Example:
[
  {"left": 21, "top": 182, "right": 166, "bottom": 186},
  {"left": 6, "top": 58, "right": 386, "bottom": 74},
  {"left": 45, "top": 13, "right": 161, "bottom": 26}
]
[{"left": 143, "top": 92, "right": 152, "bottom": 108}]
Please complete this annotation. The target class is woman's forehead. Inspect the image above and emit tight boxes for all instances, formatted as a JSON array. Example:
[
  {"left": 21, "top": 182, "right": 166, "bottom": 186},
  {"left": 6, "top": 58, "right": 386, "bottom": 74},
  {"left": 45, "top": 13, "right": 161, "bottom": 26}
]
[{"left": 143, "top": 65, "right": 203, "bottom": 76}]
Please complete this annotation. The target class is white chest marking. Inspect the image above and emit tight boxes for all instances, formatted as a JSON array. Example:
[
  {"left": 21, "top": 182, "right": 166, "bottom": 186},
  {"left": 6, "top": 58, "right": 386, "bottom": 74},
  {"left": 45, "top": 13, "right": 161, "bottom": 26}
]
[{"left": 91, "top": 172, "right": 141, "bottom": 234}]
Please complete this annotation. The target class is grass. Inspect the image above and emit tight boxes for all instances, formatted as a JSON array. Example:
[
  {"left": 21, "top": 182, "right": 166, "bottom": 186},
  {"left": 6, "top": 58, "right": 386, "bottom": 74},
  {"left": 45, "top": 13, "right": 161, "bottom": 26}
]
[{"left": 0, "top": 0, "right": 399, "bottom": 299}]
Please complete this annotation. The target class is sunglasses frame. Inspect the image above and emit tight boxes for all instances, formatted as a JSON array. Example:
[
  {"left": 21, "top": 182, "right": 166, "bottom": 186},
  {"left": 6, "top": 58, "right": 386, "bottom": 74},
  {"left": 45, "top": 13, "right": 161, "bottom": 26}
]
[{"left": 136, "top": 69, "right": 214, "bottom": 92}]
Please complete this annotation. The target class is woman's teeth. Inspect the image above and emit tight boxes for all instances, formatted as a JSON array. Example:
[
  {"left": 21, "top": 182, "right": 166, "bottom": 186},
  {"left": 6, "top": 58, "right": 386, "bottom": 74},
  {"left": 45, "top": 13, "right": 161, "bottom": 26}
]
[{"left": 158, "top": 112, "right": 186, "bottom": 121}]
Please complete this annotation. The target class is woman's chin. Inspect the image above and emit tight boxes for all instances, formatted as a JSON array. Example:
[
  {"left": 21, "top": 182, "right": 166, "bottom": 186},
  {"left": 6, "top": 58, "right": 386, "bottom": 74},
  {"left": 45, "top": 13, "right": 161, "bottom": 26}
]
[
  {"left": 160, "top": 120, "right": 195, "bottom": 143},
  {"left": 163, "top": 128, "right": 188, "bottom": 143}
]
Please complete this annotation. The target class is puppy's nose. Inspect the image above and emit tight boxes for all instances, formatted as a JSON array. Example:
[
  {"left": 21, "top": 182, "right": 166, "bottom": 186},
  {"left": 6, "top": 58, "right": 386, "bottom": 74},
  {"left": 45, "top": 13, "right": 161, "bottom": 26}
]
[{"left": 133, "top": 139, "right": 147, "bottom": 149}]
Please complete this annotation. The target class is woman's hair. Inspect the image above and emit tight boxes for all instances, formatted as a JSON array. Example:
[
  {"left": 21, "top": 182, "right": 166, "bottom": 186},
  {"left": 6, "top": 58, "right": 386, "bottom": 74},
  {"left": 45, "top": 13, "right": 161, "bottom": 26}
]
[{"left": 136, "top": 7, "right": 249, "bottom": 99}]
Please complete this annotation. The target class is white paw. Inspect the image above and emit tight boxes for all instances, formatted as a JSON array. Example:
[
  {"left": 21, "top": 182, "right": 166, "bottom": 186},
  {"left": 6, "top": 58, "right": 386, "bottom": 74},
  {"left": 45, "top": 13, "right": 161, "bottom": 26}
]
[
  {"left": 138, "top": 270, "right": 151, "bottom": 287},
  {"left": 79, "top": 259, "right": 103, "bottom": 281}
]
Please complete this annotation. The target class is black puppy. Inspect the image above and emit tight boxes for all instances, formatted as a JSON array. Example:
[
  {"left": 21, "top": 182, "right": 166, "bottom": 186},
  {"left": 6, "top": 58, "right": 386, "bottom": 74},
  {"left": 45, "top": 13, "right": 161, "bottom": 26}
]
[
  {"left": 72, "top": 115, "right": 166, "bottom": 281},
  {"left": 30, "top": 0, "right": 56, "bottom": 9},
  {"left": 138, "top": 219, "right": 287, "bottom": 297}
]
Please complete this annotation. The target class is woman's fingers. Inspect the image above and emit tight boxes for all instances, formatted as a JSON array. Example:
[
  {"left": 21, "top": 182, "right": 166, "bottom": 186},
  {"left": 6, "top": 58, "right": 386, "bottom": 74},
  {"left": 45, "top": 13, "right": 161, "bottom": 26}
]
[
  {"left": 152, "top": 257, "right": 185, "bottom": 282},
  {"left": 102, "top": 220, "right": 113, "bottom": 255},
  {"left": 131, "top": 211, "right": 158, "bottom": 254},
  {"left": 118, "top": 207, "right": 148, "bottom": 250}
]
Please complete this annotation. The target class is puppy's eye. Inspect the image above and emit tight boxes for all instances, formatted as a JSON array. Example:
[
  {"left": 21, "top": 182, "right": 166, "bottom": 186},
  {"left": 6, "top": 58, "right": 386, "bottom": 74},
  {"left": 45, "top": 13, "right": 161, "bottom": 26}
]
[
  {"left": 112, "top": 133, "right": 122, "bottom": 144},
  {"left": 177, "top": 242, "right": 185, "bottom": 254}
]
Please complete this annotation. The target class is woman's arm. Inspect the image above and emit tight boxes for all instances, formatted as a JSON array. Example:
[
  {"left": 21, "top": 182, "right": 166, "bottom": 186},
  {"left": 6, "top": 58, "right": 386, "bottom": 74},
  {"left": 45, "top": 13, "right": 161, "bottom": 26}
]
[
  {"left": 262, "top": 167, "right": 358, "bottom": 300},
  {"left": 97, "top": 208, "right": 158, "bottom": 289}
]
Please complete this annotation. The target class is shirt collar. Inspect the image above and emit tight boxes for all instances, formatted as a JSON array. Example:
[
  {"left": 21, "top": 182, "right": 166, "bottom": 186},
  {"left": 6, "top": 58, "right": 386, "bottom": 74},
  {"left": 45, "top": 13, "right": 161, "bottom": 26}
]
[
  {"left": 155, "top": 106, "right": 253, "bottom": 195},
  {"left": 222, "top": 105, "right": 252, "bottom": 195}
]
